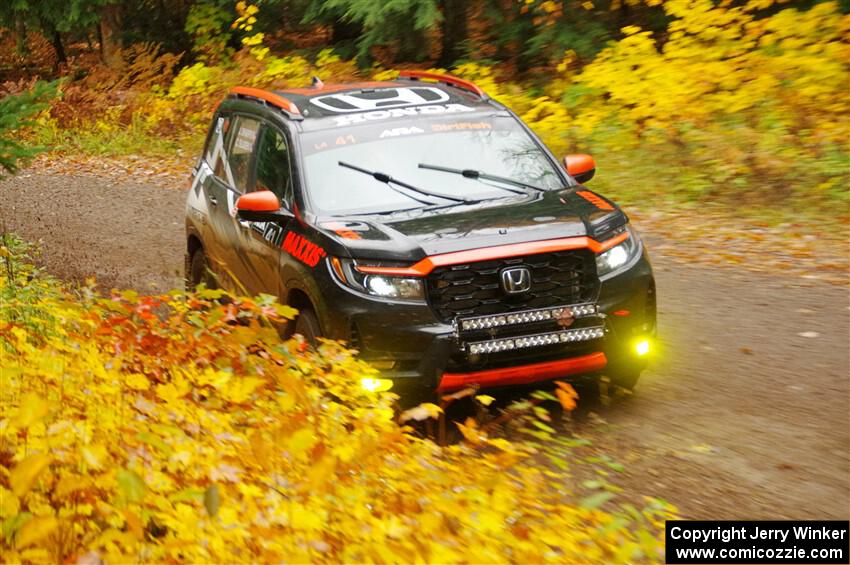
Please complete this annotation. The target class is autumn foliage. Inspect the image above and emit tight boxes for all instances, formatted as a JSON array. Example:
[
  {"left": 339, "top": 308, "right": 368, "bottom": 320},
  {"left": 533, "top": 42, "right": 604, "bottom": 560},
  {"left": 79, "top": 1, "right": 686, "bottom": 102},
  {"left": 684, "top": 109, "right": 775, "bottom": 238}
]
[
  {"left": 15, "top": 0, "right": 848, "bottom": 211},
  {"left": 0, "top": 240, "right": 670, "bottom": 563}
]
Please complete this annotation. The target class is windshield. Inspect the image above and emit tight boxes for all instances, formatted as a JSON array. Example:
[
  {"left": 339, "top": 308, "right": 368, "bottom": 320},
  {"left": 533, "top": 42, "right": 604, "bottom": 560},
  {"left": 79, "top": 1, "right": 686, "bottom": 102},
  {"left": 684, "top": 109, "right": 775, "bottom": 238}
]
[{"left": 300, "top": 114, "right": 565, "bottom": 215}]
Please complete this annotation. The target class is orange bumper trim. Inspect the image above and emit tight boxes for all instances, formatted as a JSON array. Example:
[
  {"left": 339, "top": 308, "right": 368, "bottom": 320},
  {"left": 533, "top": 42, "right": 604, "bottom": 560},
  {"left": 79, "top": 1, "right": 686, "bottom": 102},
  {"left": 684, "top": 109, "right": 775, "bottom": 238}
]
[
  {"left": 437, "top": 352, "right": 607, "bottom": 392},
  {"left": 356, "top": 232, "right": 629, "bottom": 278}
]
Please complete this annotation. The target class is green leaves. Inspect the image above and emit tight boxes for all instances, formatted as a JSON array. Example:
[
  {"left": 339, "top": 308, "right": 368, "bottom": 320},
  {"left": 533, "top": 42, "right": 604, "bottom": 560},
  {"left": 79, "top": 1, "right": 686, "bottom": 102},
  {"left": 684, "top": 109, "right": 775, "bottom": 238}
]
[
  {"left": 0, "top": 81, "right": 57, "bottom": 179},
  {"left": 116, "top": 469, "right": 146, "bottom": 503},
  {"left": 204, "top": 484, "right": 221, "bottom": 517}
]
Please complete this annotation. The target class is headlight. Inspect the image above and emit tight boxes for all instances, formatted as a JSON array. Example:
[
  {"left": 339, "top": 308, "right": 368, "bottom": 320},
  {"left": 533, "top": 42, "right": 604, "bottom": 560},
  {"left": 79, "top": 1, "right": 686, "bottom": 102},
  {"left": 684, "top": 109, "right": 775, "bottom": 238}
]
[
  {"left": 329, "top": 257, "right": 425, "bottom": 301},
  {"left": 596, "top": 225, "right": 641, "bottom": 277}
]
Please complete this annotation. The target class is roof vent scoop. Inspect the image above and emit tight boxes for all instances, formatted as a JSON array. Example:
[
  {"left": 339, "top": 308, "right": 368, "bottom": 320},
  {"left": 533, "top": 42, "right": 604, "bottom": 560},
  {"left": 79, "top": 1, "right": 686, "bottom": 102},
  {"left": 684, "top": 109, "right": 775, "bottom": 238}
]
[{"left": 311, "top": 76, "right": 324, "bottom": 89}]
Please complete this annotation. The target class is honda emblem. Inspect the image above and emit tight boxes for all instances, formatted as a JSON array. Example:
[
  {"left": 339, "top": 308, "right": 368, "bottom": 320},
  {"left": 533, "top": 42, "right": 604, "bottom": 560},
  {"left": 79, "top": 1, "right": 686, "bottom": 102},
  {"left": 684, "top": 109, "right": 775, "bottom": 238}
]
[{"left": 500, "top": 267, "right": 532, "bottom": 295}]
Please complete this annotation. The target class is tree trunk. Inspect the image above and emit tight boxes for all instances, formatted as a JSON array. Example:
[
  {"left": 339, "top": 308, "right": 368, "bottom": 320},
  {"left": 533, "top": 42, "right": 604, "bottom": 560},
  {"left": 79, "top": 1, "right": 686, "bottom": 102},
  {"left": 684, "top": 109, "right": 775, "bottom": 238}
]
[
  {"left": 99, "top": 3, "right": 123, "bottom": 68},
  {"left": 331, "top": 19, "right": 362, "bottom": 44},
  {"left": 50, "top": 29, "right": 66, "bottom": 66},
  {"left": 439, "top": 0, "right": 469, "bottom": 67},
  {"left": 38, "top": 17, "right": 66, "bottom": 70},
  {"left": 14, "top": 14, "right": 29, "bottom": 57}
]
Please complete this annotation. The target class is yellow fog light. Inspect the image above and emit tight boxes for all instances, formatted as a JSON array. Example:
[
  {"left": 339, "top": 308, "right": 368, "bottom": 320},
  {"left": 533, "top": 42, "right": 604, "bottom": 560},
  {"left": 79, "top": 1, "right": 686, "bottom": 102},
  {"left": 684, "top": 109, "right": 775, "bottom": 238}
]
[
  {"left": 360, "top": 377, "right": 393, "bottom": 392},
  {"left": 635, "top": 339, "right": 650, "bottom": 356}
]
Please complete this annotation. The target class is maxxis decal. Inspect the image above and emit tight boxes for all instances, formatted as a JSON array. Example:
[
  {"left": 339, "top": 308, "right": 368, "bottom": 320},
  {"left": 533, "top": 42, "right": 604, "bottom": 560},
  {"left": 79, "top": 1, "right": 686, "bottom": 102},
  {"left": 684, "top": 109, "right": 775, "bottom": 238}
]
[{"left": 282, "top": 232, "right": 327, "bottom": 267}]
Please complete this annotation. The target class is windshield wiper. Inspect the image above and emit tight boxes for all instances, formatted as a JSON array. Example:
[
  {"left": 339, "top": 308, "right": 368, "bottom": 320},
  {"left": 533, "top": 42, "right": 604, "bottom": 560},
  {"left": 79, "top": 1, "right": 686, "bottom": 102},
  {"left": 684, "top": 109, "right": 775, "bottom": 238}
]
[
  {"left": 338, "top": 161, "right": 474, "bottom": 205},
  {"left": 417, "top": 163, "right": 546, "bottom": 194}
]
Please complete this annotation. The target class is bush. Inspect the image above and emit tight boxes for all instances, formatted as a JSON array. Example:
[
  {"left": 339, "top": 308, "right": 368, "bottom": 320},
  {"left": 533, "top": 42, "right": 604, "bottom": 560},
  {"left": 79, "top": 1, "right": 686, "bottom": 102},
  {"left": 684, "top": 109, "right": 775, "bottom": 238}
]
[
  {"left": 0, "top": 240, "right": 670, "bottom": 563},
  {"left": 0, "top": 82, "right": 56, "bottom": 178}
]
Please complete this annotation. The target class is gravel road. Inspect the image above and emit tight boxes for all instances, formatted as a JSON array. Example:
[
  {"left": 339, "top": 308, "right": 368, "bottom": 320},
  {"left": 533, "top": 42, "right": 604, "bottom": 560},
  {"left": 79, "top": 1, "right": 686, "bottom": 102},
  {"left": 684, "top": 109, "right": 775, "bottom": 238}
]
[{"left": 2, "top": 172, "right": 848, "bottom": 520}]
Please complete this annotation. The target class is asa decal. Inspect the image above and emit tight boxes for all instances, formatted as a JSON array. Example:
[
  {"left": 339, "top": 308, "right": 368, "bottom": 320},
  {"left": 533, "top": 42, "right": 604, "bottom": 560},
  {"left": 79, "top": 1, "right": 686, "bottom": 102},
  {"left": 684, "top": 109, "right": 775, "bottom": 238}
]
[
  {"left": 282, "top": 232, "right": 327, "bottom": 267},
  {"left": 379, "top": 126, "right": 425, "bottom": 138}
]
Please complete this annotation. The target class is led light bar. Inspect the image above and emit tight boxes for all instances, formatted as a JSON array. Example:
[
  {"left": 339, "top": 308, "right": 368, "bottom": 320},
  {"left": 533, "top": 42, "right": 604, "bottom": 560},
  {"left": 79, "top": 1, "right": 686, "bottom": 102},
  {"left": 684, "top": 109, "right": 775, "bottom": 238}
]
[
  {"left": 467, "top": 326, "right": 605, "bottom": 355},
  {"left": 459, "top": 303, "right": 598, "bottom": 332}
]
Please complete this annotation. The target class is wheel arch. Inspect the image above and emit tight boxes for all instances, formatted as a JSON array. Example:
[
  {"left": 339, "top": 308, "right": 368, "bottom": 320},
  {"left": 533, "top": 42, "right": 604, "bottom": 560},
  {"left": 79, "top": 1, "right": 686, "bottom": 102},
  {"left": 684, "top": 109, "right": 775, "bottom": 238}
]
[
  {"left": 187, "top": 233, "right": 203, "bottom": 257},
  {"left": 283, "top": 288, "right": 320, "bottom": 338}
]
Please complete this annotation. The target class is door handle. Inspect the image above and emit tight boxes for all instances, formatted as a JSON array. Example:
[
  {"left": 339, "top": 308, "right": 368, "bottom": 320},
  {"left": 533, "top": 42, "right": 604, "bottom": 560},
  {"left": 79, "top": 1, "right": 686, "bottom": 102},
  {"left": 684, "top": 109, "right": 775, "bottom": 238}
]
[{"left": 209, "top": 195, "right": 218, "bottom": 206}]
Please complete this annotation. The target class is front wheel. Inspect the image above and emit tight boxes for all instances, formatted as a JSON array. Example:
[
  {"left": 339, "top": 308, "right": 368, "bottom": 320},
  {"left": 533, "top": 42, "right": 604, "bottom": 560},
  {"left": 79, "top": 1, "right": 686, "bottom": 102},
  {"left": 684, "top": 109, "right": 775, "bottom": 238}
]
[
  {"left": 293, "top": 306, "right": 321, "bottom": 346},
  {"left": 187, "top": 248, "right": 217, "bottom": 291},
  {"left": 607, "top": 367, "right": 642, "bottom": 391}
]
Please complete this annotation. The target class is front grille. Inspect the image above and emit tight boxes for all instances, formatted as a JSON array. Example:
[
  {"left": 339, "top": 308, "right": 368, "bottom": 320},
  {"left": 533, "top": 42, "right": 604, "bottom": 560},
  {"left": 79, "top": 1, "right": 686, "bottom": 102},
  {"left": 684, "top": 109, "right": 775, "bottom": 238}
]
[{"left": 426, "top": 250, "right": 598, "bottom": 322}]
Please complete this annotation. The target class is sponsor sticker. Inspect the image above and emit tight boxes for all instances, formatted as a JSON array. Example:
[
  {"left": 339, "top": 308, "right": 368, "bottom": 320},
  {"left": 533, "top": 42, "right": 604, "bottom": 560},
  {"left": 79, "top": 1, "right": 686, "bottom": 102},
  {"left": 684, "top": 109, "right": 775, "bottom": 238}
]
[
  {"left": 282, "top": 232, "right": 327, "bottom": 267},
  {"left": 331, "top": 103, "right": 477, "bottom": 127}
]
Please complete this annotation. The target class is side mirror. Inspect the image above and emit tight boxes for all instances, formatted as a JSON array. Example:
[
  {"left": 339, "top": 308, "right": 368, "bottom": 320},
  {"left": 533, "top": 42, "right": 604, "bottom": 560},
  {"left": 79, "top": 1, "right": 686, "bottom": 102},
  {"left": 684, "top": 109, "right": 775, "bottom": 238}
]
[
  {"left": 564, "top": 154, "right": 596, "bottom": 184},
  {"left": 235, "top": 191, "right": 293, "bottom": 222}
]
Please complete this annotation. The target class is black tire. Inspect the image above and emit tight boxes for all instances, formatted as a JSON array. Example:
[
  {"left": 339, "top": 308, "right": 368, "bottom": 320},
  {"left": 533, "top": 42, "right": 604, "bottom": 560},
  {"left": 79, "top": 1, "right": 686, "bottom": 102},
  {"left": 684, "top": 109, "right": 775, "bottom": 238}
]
[
  {"left": 293, "top": 306, "right": 321, "bottom": 346},
  {"left": 187, "top": 248, "right": 217, "bottom": 291},
  {"left": 607, "top": 367, "right": 642, "bottom": 391}
]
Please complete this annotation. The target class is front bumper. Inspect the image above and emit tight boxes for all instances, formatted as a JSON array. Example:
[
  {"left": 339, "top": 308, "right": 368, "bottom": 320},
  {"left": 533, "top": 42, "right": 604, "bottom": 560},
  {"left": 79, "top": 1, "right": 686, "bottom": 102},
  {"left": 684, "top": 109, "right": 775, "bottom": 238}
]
[{"left": 321, "top": 252, "right": 656, "bottom": 393}]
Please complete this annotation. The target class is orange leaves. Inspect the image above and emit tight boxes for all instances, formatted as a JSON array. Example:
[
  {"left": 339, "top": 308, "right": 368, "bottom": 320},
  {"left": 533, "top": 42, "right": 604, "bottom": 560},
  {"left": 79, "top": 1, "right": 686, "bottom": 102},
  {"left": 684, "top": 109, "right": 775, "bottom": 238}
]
[
  {"left": 456, "top": 417, "right": 487, "bottom": 446},
  {"left": 0, "top": 246, "right": 669, "bottom": 563},
  {"left": 555, "top": 381, "right": 579, "bottom": 412}
]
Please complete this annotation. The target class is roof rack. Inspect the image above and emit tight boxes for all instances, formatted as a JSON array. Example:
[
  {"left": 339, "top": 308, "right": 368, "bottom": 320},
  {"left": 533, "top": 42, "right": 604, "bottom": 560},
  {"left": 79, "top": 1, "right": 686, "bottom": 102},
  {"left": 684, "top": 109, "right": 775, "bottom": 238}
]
[
  {"left": 397, "top": 70, "right": 488, "bottom": 99},
  {"left": 229, "top": 86, "right": 301, "bottom": 117}
]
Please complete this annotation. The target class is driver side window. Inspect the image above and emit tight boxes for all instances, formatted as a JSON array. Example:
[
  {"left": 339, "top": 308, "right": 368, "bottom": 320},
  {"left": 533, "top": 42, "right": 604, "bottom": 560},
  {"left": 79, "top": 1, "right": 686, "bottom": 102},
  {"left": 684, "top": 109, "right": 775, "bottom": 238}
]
[{"left": 254, "top": 125, "right": 293, "bottom": 207}]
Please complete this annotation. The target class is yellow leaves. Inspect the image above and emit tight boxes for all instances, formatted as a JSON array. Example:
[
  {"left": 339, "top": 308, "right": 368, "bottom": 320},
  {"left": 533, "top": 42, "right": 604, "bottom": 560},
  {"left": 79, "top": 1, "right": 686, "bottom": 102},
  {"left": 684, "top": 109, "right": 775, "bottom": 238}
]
[
  {"left": 15, "top": 516, "right": 58, "bottom": 549},
  {"left": 12, "top": 393, "right": 49, "bottom": 429},
  {"left": 222, "top": 376, "right": 266, "bottom": 403},
  {"left": 571, "top": 0, "right": 848, "bottom": 148},
  {"left": 0, "top": 246, "right": 671, "bottom": 562},
  {"left": 287, "top": 428, "right": 318, "bottom": 458},
  {"left": 55, "top": 474, "right": 93, "bottom": 498},
  {"left": 10, "top": 454, "right": 52, "bottom": 497},
  {"left": 399, "top": 403, "right": 443, "bottom": 422},
  {"left": 456, "top": 417, "right": 486, "bottom": 446},
  {"left": 125, "top": 373, "right": 150, "bottom": 391},
  {"left": 540, "top": 0, "right": 559, "bottom": 13},
  {"left": 475, "top": 395, "right": 495, "bottom": 406},
  {"left": 115, "top": 469, "right": 146, "bottom": 503},
  {"left": 289, "top": 503, "right": 323, "bottom": 532},
  {"left": 0, "top": 487, "right": 20, "bottom": 518},
  {"left": 80, "top": 444, "right": 109, "bottom": 469},
  {"left": 155, "top": 378, "right": 189, "bottom": 404}
]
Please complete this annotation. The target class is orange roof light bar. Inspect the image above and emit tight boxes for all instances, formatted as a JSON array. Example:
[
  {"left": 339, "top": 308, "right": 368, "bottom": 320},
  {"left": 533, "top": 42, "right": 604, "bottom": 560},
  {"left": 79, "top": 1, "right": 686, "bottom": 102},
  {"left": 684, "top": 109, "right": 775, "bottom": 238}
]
[
  {"left": 230, "top": 86, "right": 301, "bottom": 115},
  {"left": 355, "top": 232, "right": 630, "bottom": 278},
  {"left": 398, "top": 70, "right": 487, "bottom": 98}
]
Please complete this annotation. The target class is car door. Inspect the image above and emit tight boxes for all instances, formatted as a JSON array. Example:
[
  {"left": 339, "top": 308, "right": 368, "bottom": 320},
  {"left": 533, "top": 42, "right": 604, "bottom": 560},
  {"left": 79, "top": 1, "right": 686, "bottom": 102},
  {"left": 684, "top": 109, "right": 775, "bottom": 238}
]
[
  {"left": 237, "top": 122, "right": 295, "bottom": 298},
  {"left": 205, "top": 114, "right": 262, "bottom": 294}
]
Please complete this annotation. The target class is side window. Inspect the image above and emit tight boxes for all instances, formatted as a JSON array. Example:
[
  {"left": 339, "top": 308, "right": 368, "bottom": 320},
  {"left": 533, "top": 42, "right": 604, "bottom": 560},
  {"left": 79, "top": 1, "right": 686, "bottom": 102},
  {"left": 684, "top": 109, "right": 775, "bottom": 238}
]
[
  {"left": 254, "top": 125, "right": 293, "bottom": 206},
  {"left": 205, "top": 114, "right": 230, "bottom": 178},
  {"left": 224, "top": 117, "right": 260, "bottom": 193}
]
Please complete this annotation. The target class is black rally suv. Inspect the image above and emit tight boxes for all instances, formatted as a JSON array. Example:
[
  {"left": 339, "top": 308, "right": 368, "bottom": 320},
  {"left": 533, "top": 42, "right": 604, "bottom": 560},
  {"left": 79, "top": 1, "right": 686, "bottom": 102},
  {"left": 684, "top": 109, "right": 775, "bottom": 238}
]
[{"left": 185, "top": 71, "right": 657, "bottom": 394}]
